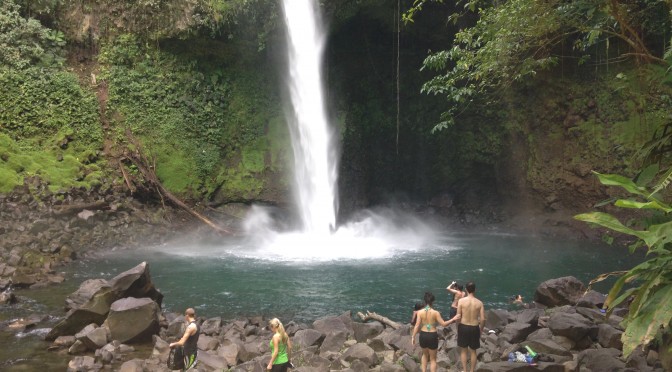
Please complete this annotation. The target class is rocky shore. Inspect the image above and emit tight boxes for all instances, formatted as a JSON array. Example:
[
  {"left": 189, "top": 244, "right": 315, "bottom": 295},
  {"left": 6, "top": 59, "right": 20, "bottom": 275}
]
[
  {"left": 2, "top": 260, "right": 665, "bottom": 372},
  {"left": 1, "top": 182, "right": 662, "bottom": 371},
  {"left": 0, "top": 178, "right": 211, "bottom": 293}
]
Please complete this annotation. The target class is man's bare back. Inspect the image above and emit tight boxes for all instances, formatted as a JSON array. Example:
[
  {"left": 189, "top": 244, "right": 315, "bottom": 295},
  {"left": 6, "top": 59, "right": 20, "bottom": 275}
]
[{"left": 457, "top": 294, "right": 484, "bottom": 328}]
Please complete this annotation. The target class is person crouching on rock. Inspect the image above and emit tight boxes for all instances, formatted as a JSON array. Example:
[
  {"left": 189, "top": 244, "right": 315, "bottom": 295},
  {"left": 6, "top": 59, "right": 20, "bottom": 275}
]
[{"left": 170, "top": 307, "right": 200, "bottom": 371}]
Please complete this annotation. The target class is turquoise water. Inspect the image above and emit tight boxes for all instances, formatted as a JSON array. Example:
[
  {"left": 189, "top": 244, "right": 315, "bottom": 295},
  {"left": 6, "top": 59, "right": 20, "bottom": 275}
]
[
  {"left": 0, "top": 231, "right": 644, "bottom": 370},
  {"left": 66, "top": 232, "right": 643, "bottom": 323}
]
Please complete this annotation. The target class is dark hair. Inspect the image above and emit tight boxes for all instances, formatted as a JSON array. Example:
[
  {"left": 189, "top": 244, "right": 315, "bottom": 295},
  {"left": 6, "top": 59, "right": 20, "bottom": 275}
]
[
  {"left": 466, "top": 282, "right": 476, "bottom": 294},
  {"left": 424, "top": 292, "right": 435, "bottom": 306},
  {"left": 414, "top": 302, "right": 424, "bottom": 310},
  {"left": 451, "top": 283, "right": 464, "bottom": 301}
]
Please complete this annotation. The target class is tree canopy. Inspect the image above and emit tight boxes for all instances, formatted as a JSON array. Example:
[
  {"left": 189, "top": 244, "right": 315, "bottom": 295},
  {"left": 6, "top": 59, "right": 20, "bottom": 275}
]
[{"left": 405, "top": 0, "right": 672, "bottom": 131}]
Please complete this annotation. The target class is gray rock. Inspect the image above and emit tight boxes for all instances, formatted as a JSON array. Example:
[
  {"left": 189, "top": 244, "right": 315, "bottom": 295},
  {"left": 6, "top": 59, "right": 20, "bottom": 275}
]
[
  {"left": 105, "top": 297, "right": 160, "bottom": 343},
  {"left": 579, "top": 348, "right": 625, "bottom": 371},
  {"left": 499, "top": 322, "right": 537, "bottom": 344},
  {"left": 547, "top": 312, "right": 595, "bottom": 342},
  {"left": 218, "top": 339, "right": 241, "bottom": 366},
  {"left": 200, "top": 316, "right": 222, "bottom": 336},
  {"left": 67, "top": 355, "right": 97, "bottom": 372},
  {"left": 313, "top": 313, "right": 354, "bottom": 338},
  {"left": 597, "top": 323, "right": 623, "bottom": 350},
  {"left": 342, "top": 343, "right": 377, "bottom": 367},
  {"left": 118, "top": 359, "right": 144, "bottom": 372},
  {"left": 352, "top": 321, "right": 384, "bottom": 342},
  {"left": 534, "top": 276, "right": 585, "bottom": 307},
  {"left": 198, "top": 350, "right": 229, "bottom": 370},
  {"left": 320, "top": 330, "right": 347, "bottom": 355},
  {"left": 198, "top": 334, "right": 220, "bottom": 351},
  {"left": 293, "top": 328, "right": 325, "bottom": 349}
]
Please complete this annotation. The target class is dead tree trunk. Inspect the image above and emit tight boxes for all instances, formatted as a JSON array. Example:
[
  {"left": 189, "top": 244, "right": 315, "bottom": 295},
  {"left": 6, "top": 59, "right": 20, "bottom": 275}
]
[
  {"left": 357, "top": 311, "right": 402, "bottom": 329},
  {"left": 122, "top": 133, "right": 232, "bottom": 235}
]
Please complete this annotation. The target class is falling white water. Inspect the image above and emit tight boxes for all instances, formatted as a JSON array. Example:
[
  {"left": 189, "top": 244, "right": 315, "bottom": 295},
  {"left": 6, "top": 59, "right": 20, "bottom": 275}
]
[
  {"left": 282, "top": 0, "right": 338, "bottom": 234},
  {"left": 233, "top": 0, "right": 438, "bottom": 261}
]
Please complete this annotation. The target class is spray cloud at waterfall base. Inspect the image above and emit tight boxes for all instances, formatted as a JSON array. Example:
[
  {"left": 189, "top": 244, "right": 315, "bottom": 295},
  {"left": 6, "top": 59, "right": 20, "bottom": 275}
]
[
  {"left": 235, "top": 0, "right": 440, "bottom": 261},
  {"left": 242, "top": 205, "right": 439, "bottom": 261}
]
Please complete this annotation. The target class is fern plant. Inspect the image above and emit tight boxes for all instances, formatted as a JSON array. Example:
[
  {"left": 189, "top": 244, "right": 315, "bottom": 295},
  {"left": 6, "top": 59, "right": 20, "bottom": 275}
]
[{"left": 575, "top": 170, "right": 672, "bottom": 360}]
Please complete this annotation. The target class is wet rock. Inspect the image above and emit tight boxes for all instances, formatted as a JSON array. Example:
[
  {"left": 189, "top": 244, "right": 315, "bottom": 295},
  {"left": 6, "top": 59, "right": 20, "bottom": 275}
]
[
  {"left": 47, "top": 262, "right": 163, "bottom": 341},
  {"left": 105, "top": 297, "right": 160, "bottom": 344}
]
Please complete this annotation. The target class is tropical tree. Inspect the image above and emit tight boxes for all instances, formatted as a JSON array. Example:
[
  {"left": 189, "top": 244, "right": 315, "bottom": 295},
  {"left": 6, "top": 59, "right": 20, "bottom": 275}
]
[{"left": 404, "top": 0, "right": 671, "bottom": 131}]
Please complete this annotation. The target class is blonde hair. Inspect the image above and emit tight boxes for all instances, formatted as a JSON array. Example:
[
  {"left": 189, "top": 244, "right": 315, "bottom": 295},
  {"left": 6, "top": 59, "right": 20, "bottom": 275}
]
[{"left": 268, "top": 318, "right": 288, "bottom": 344}]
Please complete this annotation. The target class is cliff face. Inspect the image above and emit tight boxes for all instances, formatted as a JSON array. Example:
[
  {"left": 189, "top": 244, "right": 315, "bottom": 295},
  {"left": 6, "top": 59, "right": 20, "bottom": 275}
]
[{"left": 2, "top": 2, "right": 666, "bottom": 238}]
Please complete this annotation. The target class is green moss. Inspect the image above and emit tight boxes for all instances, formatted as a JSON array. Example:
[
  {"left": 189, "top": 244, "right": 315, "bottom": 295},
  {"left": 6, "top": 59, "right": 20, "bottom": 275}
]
[
  {"left": 152, "top": 144, "right": 198, "bottom": 194},
  {"left": 0, "top": 133, "right": 105, "bottom": 194}
]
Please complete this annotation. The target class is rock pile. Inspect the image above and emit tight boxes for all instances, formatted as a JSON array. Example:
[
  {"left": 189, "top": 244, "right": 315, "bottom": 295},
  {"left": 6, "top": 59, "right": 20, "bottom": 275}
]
[
  {"left": 44, "top": 265, "right": 667, "bottom": 372},
  {"left": 0, "top": 179, "right": 187, "bottom": 293}
]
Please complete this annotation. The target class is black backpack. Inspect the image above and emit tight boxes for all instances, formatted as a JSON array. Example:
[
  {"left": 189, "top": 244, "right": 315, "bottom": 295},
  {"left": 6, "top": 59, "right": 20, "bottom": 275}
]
[{"left": 167, "top": 346, "right": 185, "bottom": 370}]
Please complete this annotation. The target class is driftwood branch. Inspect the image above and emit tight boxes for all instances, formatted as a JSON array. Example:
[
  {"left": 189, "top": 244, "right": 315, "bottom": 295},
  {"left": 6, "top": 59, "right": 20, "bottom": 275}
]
[
  {"left": 53, "top": 201, "right": 109, "bottom": 216},
  {"left": 357, "top": 311, "right": 402, "bottom": 329}
]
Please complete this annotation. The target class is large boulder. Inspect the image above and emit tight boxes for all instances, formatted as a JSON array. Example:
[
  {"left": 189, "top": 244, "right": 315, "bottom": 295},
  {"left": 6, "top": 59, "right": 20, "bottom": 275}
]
[
  {"left": 65, "top": 279, "right": 109, "bottom": 311},
  {"left": 312, "top": 313, "right": 354, "bottom": 338},
  {"left": 534, "top": 276, "right": 585, "bottom": 307},
  {"left": 293, "top": 328, "right": 325, "bottom": 349},
  {"left": 547, "top": 312, "right": 596, "bottom": 343},
  {"left": 46, "top": 262, "right": 162, "bottom": 341},
  {"left": 105, "top": 297, "right": 160, "bottom": 343},
  {"left": 320, "top": 330, "right": 347, "bottom": 355},
  {"left": 499, "top": 322, "right": 537, "bottom": 344},
  {"left": 342, "top": 343, "right": 377, "bottom": 367},
  {"left": 579, "top": 348, "right": 626, "bottom": 371},
  {"left": 352, "top": 321, "right": 384, "bottom": 342}
]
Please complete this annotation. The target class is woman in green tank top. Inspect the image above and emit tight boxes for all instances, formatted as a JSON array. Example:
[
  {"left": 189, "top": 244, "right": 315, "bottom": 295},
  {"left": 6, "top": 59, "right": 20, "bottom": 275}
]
[{"left": 267, "top": 318, "right": 293, "bottom": 371}]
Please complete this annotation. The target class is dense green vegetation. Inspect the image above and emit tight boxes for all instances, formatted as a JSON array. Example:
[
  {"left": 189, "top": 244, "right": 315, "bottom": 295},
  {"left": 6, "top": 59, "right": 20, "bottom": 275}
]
[
  {"left": 0, "top": 0, "right": 103, "bottom": 193},
  {"left": 0, "top": 0, "right": 671, "bottom": 359},
  {"left": 403, "top": 0, "right": 672, "bottom": 362},
  {"left": 98, "top": 34, "right": 288, "bottom": 197}
]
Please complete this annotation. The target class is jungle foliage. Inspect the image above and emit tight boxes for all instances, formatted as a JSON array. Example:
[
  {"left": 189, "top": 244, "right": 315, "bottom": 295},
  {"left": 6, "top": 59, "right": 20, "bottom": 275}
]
[
  {"left": 99, "top": 34, "right": 286, "bottom": 197},
  {"left": 405, "top": 0, "right": 672, "bottom": 359},
  {"left": 405, "top": 0, "right": 671, "bottom": 131},
  {"left": 0, "top": 0, "right": 103, "bottom": 193},
  {"left": 576, "top": 170, "right": 672, "bottom": 358}
]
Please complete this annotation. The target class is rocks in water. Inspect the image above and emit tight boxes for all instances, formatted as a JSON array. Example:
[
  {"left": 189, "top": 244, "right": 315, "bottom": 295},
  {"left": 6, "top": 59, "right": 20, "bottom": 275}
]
[
  {"left": 38, "top": 269, "right": 669, "bottom": 372},
  {"left": 46, "top": 261, "right": 163, "bottom": 341},
  {"left": 105, "top": 297, "right": 161, "bottom": 344},
  {"left": 534, "top": 276, "right": 585, "bottom": 307}
]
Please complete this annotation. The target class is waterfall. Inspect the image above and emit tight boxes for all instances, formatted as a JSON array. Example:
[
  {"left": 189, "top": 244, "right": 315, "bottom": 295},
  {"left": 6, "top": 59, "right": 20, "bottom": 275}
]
[{"left": 281, "top": 0, "right": 338, "bottom": 234}]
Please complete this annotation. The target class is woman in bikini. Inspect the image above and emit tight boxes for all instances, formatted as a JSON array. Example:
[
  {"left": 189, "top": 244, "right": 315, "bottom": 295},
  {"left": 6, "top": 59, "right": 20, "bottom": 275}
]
[
  {"left": 411, "top": 292, "right": 459, "bottom": 372},
  {"left": 447, "top": 281, "right": 465, "bottom": 319}
]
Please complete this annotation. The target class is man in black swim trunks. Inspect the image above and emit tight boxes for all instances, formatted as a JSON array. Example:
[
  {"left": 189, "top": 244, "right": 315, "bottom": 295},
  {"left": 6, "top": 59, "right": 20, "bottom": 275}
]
[{"left": 454, "top": 282, "right": 485, "bottom": 372}]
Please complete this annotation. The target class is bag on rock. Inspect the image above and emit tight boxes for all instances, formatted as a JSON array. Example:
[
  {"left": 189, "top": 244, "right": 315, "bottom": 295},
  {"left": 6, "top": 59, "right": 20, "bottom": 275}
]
[{"left": 167, "top": 346, "right": 185, "bottom": 370}]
